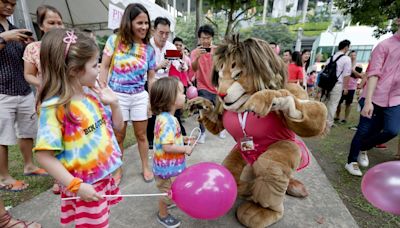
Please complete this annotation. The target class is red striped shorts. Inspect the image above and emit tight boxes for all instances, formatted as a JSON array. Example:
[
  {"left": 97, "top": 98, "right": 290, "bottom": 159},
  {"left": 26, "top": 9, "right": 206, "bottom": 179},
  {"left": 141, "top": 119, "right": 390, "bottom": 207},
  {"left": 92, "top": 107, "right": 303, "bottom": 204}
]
[{"left": 60, "top": 176, "right": 122, "bottom": 228}]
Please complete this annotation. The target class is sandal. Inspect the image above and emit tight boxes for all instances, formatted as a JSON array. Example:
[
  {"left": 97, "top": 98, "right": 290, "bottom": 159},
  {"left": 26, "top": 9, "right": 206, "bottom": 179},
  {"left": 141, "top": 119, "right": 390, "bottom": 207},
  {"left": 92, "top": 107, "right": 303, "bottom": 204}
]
[
  {"left": 0, "top": 180, "right": 29, "bottom": 192},
  {"left": 23, "top": 168, "right": 48, "bottom": 176},
  {"left": 0, "top": 211, "right": 41, "bottom": 228}
]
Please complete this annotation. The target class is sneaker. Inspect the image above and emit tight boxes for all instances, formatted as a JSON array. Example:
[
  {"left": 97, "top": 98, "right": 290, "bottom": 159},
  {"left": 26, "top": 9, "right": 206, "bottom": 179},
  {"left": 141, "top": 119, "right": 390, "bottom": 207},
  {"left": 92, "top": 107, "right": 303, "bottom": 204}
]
[
  {"left": 167, "top": 204, "right": 177, "bottom": 209},
  {"left": 340, "top": 119, "right": 347, "bottom": 124},
  {"left": 345, "top": 162, "right": 363, "bottom": 176},
  {"left": 157, "top": 214, "right": 181, "bottom": 228},
  {"left": 349, "top": 126, "right": 358, "bottom": 131},
  {"left": 375, "top": 144, "right": 388, "bottom": 150},
  {"left": 357, "top": 151, "right": 369, "bottom": 167},
  {"left": 334, "top": 117, "right": 340, "bottom": 122},
  {"left": 198, "top": 133, "right": 206, "bottom": 144},
  {"left": 219, "top": 130, "right": 227, "bottom": 139}
]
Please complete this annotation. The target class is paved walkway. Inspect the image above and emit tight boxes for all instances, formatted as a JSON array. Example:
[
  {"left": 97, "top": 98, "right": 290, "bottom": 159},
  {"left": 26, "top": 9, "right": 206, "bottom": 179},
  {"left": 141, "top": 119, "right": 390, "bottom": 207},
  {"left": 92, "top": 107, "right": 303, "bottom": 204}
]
[{"left": 10, "top": 117, "right": 358, "bottom": 227}]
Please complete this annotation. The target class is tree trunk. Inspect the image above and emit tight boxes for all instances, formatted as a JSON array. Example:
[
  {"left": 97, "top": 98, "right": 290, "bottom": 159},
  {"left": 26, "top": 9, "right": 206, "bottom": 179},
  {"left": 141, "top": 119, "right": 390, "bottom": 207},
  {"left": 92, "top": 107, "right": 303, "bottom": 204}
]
[
  {"left": 224, "top": 1, "right": 235, "bottom": 36},
  {"left": 195, "top": 0, "right": 202, "bottom": 36}
]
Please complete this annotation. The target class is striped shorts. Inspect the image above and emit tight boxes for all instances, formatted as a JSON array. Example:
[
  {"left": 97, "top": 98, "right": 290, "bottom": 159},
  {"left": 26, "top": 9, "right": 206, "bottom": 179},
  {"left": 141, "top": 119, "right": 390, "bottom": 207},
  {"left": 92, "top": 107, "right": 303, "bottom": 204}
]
[{"left": 60, "top": 176, "right": 122, "bottom": 228}]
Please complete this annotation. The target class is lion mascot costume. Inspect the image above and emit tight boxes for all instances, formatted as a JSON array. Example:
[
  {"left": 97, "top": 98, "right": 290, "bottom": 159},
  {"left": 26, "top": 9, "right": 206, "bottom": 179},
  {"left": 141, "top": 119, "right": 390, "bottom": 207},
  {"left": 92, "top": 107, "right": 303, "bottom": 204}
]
[{"left": 188, "top": 35, "right": 327, "bottom": 227}]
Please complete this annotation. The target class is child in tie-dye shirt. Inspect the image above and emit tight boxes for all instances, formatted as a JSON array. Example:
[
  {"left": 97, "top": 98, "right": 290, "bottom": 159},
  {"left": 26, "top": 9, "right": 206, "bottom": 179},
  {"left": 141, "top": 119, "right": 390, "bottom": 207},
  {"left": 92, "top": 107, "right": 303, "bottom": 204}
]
[
  {"left": 33, "top": 29, "right": 124, "bottom": 228},
  {"left": 150, "top": 77, "right": 194, "bottom": 228}
]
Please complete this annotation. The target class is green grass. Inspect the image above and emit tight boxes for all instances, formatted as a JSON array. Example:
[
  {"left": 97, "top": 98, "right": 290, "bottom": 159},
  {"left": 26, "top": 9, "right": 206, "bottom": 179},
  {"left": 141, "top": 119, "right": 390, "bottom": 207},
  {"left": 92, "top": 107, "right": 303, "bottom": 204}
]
[
  {"left": 2, "top": 125, "right": 136, "bottom": 207},
  {"left": 304, "top": 106, "right": 400, "bottom": 228}
]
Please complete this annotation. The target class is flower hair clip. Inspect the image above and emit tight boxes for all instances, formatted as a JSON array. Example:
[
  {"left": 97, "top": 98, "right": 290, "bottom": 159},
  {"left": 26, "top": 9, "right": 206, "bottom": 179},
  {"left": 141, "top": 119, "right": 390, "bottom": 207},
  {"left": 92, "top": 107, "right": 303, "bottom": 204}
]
[{"left": 63, "top": 30, "right": 78, "bottom": 58}]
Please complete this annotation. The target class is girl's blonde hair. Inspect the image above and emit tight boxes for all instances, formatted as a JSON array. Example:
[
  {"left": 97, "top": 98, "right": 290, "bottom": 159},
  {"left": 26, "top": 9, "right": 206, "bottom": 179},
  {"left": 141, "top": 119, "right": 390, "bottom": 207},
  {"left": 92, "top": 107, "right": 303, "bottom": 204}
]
[
  {"left": 150, "top": 77, "right": 180, "bottom": 115},
  {"left": 37, "top": 28, "right": 98, "bottom": 121}
]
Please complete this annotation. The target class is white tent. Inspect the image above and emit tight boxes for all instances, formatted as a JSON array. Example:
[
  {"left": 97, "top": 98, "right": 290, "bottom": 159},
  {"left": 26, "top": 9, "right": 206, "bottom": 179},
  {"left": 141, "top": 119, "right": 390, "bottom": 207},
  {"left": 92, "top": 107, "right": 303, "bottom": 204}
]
[{"left": 24, "top": 0, "right": 175, "bottom": 33}]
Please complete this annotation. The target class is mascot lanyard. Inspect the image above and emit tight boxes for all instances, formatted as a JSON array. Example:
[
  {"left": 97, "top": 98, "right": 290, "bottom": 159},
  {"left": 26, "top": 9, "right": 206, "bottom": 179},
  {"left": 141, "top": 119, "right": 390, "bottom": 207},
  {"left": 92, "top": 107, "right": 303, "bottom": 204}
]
[{"left": 238, "top": 112, "right": 255, "bottom": 151}]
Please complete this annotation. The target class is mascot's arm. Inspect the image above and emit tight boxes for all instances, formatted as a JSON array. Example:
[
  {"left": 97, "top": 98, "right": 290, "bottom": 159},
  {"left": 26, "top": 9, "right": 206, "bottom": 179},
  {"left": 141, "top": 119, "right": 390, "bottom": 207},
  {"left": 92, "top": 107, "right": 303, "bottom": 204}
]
[
  {"left": 241, "top": 88, "right": 327, "bottom": 137},
  {"left": 186, "top": 97, "right": 225, "bottom": 135}
]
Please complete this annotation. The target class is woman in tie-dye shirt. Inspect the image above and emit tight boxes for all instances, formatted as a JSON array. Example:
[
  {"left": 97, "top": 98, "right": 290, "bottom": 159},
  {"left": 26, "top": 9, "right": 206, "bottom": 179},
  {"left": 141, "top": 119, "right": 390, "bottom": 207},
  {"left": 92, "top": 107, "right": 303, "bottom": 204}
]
[{"left": 99, "top": 3, "right": 156, "bottom": 184}]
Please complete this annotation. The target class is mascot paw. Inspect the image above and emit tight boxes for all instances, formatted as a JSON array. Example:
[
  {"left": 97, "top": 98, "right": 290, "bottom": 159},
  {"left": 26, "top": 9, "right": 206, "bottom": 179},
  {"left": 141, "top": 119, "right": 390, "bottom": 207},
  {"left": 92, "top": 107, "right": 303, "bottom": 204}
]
[
  {"left": 286, "top": 178, "right": 309, "bottom": 198},
  {"left": 240, "top": 90, "right": 282, "bottom": 116},
  {"left": 236, "top": 201, "right": 283, "bottom": 228},
  {"left": 186, "top": 97, "right": 214, "bottom": 116}
]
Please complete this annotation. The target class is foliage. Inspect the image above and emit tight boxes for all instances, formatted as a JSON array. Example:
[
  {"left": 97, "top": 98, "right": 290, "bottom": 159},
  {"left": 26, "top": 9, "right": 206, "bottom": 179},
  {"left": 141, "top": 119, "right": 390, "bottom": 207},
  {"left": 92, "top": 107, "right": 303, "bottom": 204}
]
[
  {"left": 203, "top": 0, "right": 263, "bottom": 36},
  {"left": 288, "top": 21, "right": 330, "bottom": 37},
  {"left": 335, "top": 0, "right": 400, "bottom": 37},
  {"left": 240, "top": 23, "right": 296, "bottom": 51},
  {"left": 175, "top": 16, "right": 198, "bottom": 51}
]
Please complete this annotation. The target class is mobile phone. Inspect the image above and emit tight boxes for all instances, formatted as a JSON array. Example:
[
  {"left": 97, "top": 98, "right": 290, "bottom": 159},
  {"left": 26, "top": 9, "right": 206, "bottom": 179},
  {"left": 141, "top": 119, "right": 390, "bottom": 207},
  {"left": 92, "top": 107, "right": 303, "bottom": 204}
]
[
  {"left": 204, "top": 47, "right": 211, "bottom": 53},
  {"left": 23, "top": 31, "right": 33, "bottom": 36},
  {"left": 165, "top": 49, "right": 182, "bottom": 59}
]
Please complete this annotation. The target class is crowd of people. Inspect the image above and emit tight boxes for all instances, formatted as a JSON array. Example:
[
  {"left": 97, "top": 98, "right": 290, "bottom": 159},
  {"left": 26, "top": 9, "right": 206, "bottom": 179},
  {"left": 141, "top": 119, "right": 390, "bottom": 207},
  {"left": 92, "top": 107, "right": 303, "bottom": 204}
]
[{"left": 0, "top": 0, "right": 399, "bottom": 227}]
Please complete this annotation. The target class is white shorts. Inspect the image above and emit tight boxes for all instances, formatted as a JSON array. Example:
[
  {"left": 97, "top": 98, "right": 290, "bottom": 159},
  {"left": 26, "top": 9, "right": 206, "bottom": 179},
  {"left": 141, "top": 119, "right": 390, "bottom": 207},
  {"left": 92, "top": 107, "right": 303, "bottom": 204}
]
[
  {"left": 0, "top": 92, "right": 37, "bottom": 145},
  {"left": 116, "top": 91, "right": 149, "bottom": 122}
]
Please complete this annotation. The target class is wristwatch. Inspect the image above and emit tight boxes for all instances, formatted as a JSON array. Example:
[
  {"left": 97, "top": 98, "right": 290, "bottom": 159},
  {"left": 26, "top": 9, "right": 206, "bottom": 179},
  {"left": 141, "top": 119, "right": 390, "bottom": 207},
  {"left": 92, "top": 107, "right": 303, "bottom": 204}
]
[{"left": 0, "top": 36, "right": 6, "bottom": 45}]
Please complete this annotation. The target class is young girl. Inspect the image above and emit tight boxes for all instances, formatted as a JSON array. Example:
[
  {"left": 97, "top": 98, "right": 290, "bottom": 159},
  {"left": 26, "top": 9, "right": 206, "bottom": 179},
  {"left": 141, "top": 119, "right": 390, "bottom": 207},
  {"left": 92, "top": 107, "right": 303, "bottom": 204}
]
[
  {"left": 23, "top": 4, "right": 64, "bottom": 195},
  {"left": 150, "top": 77, "right": 194, "bottom": 228},
  {"left": 34, "top": 29, "right": 123, "bottom": 228}
]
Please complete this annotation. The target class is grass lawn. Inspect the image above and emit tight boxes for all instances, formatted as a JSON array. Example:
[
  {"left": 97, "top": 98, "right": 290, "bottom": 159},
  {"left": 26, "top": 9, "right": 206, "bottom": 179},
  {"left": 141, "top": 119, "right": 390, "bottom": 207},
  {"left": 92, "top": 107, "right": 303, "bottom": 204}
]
[
  {"left": 304, "top": 105, "right": 400, "bottom": 227},
  {"left": 2, "top": 125, "right": 136, "bottom": 208}
]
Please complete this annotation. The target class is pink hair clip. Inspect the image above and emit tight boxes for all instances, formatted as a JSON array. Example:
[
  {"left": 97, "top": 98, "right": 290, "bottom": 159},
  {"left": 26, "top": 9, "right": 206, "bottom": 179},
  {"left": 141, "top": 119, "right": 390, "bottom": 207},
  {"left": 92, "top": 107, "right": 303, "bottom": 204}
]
[{"left": 63, "top": 30, "right": 78, "bottom": 58}]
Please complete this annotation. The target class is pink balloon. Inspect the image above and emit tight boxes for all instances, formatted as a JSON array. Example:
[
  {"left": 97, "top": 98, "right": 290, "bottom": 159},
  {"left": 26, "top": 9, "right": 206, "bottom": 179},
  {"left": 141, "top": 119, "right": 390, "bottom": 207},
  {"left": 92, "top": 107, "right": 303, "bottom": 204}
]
[
  {"left": 186, "top": 86, "right": 198, "bottom": 99},
  {"left": 361, "top": 161, "right": 400, "bottom": 215},
  {"left": 171, "top": 162, "right": 237, "bottom": 220}
]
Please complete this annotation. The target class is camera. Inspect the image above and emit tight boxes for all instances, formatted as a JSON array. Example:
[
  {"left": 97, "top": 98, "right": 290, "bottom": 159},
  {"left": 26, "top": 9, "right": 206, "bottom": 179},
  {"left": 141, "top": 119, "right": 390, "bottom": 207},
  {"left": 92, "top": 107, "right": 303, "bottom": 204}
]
[
  {"left": 165, "top": 49, "right": 182, "bottom": 60},
  {"left": 23, "top": 31, "right": 33, "bottom": 36},
  {"left": 204, "top": 47, "right": 211, "bottom": 53}
]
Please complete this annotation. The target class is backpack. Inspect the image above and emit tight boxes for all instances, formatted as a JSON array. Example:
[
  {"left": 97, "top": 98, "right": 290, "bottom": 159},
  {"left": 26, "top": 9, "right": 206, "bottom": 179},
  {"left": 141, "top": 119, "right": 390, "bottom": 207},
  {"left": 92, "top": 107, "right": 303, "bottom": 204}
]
[{"left": 317, "top": 54, "right": 345, "bottom": 92}]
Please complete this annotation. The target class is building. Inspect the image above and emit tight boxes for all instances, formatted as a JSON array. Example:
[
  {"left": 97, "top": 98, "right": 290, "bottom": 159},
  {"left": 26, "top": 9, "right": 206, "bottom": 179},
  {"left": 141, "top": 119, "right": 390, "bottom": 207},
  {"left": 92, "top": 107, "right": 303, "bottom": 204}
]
[{"left": 311, "top": 25, "right": 392, "bottom": 70}]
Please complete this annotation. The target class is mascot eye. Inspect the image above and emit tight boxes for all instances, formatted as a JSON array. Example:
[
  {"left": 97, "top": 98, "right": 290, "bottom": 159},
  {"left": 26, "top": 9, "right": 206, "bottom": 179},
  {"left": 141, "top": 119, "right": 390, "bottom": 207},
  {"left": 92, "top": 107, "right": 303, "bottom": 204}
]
[
  {"left": 233, "top": 72, "right": 241, "bottom": 81},
  {"left": 232, "top": 62, "right": 236, "bottom": 68}
]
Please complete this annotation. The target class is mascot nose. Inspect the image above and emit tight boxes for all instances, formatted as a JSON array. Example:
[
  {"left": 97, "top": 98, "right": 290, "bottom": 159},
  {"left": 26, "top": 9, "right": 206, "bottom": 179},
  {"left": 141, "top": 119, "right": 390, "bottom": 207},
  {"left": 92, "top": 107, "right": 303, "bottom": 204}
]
[{"left": 218, "top": 93, "right": 227, "bottom": 99}]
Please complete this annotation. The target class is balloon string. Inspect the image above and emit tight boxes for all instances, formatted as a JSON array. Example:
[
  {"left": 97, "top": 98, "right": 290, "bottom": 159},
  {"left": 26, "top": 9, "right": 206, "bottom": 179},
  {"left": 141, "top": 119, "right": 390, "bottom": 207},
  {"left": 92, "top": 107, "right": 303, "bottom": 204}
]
[
  {"left": 61, "top": 193, "right": 168, "bottom": 201},
  {"left": 188, "top": 127, "right": 201, "bottom": 147}
]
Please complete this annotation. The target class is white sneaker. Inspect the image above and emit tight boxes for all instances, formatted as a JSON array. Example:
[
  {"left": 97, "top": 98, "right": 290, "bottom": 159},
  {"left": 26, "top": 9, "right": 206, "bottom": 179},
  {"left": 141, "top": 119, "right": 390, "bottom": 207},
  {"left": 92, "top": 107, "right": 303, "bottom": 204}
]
[
  {"left": 198, "top": 133, "right": 206, "bottom": 144},
  {"left": 345, "top": 162, "right": 363, "bottom": 176},
  {"left": 357, "top": 151, "right": 369, "bottom": 167},
  {"left": 219, "top": 130, "right": 227, "bottom": 139}
]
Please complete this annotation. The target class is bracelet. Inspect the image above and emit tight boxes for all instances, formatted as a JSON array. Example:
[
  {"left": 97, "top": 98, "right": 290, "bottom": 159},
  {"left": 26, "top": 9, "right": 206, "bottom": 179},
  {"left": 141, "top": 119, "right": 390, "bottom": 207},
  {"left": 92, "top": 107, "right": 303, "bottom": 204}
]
[{"left": 67, "top": 177, "right": 83, "bottom": 193}]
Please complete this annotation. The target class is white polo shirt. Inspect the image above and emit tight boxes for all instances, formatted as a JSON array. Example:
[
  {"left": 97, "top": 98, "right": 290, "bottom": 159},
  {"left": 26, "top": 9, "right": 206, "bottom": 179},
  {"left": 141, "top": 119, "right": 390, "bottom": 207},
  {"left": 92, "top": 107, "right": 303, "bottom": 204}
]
[{"left": 150, "top": 37, "right": 176, "bottom": 79}]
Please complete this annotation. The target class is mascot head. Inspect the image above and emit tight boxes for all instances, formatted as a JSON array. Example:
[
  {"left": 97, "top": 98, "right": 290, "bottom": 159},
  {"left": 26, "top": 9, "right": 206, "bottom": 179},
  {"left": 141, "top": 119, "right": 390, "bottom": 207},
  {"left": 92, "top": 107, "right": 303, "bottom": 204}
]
[{"left": 212, "top": 35, "right": 288, "bottom": 112}]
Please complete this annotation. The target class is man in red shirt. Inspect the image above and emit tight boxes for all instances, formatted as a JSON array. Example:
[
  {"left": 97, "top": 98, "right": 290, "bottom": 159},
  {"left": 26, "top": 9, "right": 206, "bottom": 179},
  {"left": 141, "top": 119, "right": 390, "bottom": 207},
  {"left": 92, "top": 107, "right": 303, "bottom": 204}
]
[{"left": 191, "top": 25, "right": 226, "bottom": 142}]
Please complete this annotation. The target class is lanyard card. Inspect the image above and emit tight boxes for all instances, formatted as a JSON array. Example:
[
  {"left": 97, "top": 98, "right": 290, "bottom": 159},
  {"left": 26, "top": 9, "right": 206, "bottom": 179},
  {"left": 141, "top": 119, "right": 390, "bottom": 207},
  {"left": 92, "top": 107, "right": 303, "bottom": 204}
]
[{"left": 240, "top": 136, "right": 255, "bottom": 151}]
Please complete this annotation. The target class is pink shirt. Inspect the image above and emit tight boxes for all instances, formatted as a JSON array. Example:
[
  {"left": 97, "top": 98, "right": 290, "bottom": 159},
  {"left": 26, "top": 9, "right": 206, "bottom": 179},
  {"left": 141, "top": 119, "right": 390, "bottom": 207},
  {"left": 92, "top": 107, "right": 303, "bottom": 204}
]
[
  {"left": 362, "top": 33, "right": 400, "bottom": 107},
  {"left": 346, "top": 63, "right": 362, "bottom": 90},
  {"left": 190, "top": 48, "right": 217, "bottom": 94},
  {"left": 222, "top": 111, "right": 309, "bottom": 171}
]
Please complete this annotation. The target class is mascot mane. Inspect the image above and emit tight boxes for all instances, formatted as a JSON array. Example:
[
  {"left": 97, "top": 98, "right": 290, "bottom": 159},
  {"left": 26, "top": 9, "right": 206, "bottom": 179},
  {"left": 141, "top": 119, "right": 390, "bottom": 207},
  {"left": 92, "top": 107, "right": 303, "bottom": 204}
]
[{"left": 212, "top": 34, "right": 288, "bottom": 91}]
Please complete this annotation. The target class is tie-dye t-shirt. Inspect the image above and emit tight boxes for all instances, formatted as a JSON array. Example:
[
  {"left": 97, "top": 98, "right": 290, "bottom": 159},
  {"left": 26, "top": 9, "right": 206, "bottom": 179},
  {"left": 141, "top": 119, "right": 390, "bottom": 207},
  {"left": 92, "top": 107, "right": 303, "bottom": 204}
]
[
  {"left": 33, "top": 94, "right": 122, "bottom": 184},
  {"left": 104, "top": 34, "right": 156, "bottom": 94},
  {"left": 153, "top": 112, "right": 186, "bottom": 179}
]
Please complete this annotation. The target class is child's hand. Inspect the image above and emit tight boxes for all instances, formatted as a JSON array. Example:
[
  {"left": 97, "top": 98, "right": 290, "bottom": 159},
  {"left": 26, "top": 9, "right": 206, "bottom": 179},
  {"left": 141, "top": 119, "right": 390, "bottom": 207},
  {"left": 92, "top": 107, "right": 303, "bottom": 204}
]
[
  {"left": 92, "top": 80, "right": 119, "bottom": 106},
  {"left": 77, "top": 183, "right": 103, "bottom": 202},
  {"left": 184, "top": 145, "right": 194, "bottom": 156},
  {"left": 183, "top": 136, "right": 196, "bottom": 145}
]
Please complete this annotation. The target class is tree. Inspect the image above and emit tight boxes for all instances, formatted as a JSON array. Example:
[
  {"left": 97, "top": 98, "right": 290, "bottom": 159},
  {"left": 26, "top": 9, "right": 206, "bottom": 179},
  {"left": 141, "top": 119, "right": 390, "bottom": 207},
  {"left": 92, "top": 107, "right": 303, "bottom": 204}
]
[
  {"left": 240, "top": 23, "right": 296, "bottom": 51},
  {"left": 335, "top": 0, "right": 400, "bottom": 36},
  {"left": 204, "top": 0, "right": 262, "bottom": 36}
]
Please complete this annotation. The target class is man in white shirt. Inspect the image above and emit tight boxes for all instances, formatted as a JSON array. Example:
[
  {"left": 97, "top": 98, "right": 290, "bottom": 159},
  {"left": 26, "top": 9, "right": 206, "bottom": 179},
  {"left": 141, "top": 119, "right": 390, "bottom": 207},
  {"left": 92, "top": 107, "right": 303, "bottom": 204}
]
[
  {"left": 150, "top": 17, "right": 176, "bottom": 79},
  {"left": 323, "top": 40, "right": 352, "bottom": 129}
]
